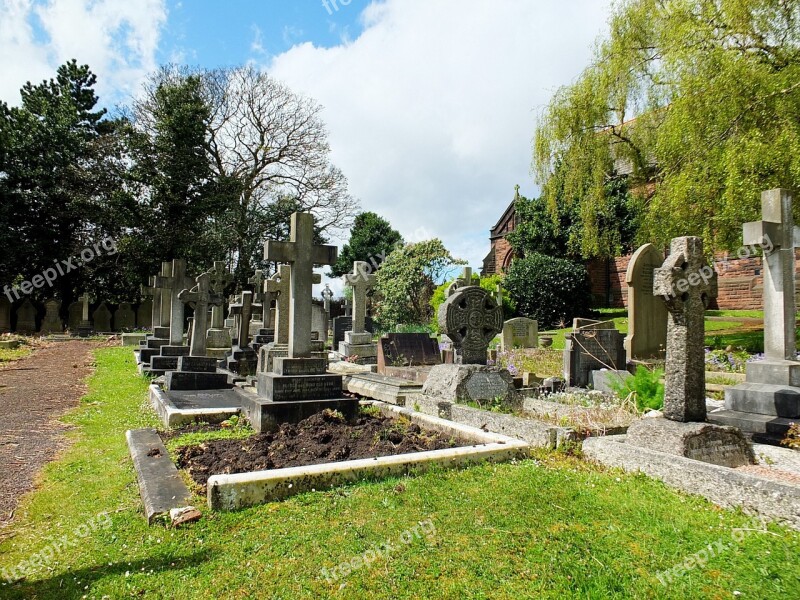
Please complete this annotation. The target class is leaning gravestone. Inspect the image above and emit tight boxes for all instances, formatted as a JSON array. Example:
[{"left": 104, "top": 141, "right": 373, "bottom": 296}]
[
  {"left": 114, "top": 303, "right": 136, "bottom": 331},
  {"left": 40, "top": 299, "right": 63, "bottom": 333},
  {"left": 16, "top": 299, "right": 37, "bottom": 334},
  {"left": 625, "top": 236, "right": 753, "bottom": 467},
  {"left": 563, "top": 320, "right": 626, "bottom": 388},
  {"left": 500, "top": 317, "right": 538, "bottom": 352},
  {"left": 0, "top": 298, "right": 11, "bottom": 333},
  {"left": 438, "top": 286, "right": 503, "bottom": 365},
  {"left": 93, "top": 302, "right": 113, "bottom": 332},
  {"left": 624, "top": 243, "right": 667, "bottom": 361}
]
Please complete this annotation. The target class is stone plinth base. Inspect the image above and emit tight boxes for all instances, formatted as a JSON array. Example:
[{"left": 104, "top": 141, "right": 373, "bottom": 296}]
[
  {"left": 626, "top": 418, "right": 755, "bottom": 468},
  {"left": 206, "top": 328, "right": 231, "bottom": 350},
  {"left": 226, "top": 345, "right": 258, "bottom": 377},
  {"left": 421, "top": 364, "right": 520, "bottom": 407},
  {"left": 338, "top": 340, "right": 378, "bottom": 363},
  {"left": 241, "top": 396, "right": 359, "bottom": 434}
]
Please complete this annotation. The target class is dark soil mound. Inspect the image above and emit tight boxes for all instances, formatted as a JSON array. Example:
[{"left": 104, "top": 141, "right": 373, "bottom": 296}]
[{"left": 175, "top": 409, "right": 467, "bottom": 487}]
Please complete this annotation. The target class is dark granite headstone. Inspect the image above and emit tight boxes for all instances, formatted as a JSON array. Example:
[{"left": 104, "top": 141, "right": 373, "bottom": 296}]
[
  {"left": 377, "top": 333, "right": 441, "bottom": 374},
  {"left": 333, "top": 316, "right": 374, "bottom": 347},
  {"left": 563, "top": 320, "right": 626, "bottom": 388}
]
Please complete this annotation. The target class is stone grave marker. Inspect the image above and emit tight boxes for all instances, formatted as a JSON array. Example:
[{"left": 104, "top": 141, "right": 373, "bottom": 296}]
[
  {"left": 438, "top": 285, "right": 503, "bottom": 365},
  {"left": 93, "top": 302, "right": 112, "bottom": 332},
  {"left": 137, "top": 299, "right": 153, "bottom": 329},
  {"left": 377, "top": 333, "right": 441, "bottom": 372},
  {"left": 114, "top": 303, "right": 136, "bottom": 330},
  {"left": 562, "top": 319, "right": 626, "bottom": 388},
  {"left": 16, "top": 299, "right": 37, "bottom": 334},
  {"left": 500, "top": 317, "right": 538, "bottom": 351},
  {"left": 339, "top": 261, "right": 378, "bottom": 362},
  {"left": 311, "top": 303, "right": 328, "bottom": 345},
  {"left": 207, "top": 261, "right": 233, "bottom": 351},
  {"left": 40, "top": 299, "right": 63, "bottom": 333},
  {"left": 333, "top": 316, "right": 375, "bottom": 347},
  {"left": 0, "top": 298, "right": 10, "bottom": 333},
  {"left": 321, "top": 284, "right": 334, "bottom": 315},
  {"left": 140, "top": 275, "right": 160, "bottom": 328},
  {"left": 67, "top": 301, "right": 82, "bottom": 331},
  {"left": 624, "top": 243, "right": 667, "bottom": 361}
]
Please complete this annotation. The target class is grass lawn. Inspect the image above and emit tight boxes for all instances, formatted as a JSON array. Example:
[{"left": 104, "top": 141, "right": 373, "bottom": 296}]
[{"left": 1, "top": 347, "right": 799, "bottom": 599}]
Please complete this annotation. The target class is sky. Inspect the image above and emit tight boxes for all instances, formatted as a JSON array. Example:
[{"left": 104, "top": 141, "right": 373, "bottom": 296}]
[{"left": 0, "top": 0, "right": 613, "bottom": 292}]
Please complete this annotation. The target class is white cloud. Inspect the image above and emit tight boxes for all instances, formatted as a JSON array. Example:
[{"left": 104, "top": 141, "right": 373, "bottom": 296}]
[
  {"left": 268, "top": 0, "right": 611, "bottom": 275},
  {"left": 0, "top": 0, "right": 166, "bottom": 106}
]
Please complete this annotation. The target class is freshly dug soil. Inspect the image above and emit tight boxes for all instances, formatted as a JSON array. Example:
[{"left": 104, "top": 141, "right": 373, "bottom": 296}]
[{"left": 176, "top": 410, "right": 467, "bottom": 487}]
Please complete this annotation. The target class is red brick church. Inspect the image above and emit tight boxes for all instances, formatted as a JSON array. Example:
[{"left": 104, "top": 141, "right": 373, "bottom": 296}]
[{"left": 482, "top": 187, "right": 771, "bottom": 311}]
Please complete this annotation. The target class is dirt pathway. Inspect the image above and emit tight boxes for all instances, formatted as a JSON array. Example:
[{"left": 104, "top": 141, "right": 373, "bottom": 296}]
[{"left": 0, "top": 340, "right": 105, "bottom": 527}]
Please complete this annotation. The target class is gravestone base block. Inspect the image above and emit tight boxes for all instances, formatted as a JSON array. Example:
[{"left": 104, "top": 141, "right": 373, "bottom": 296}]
[
  {"left": 338, "top": 340, "right": 378, "bottom": 364},
  {"left": 177, "top": 356, "right": 219, "bottom": 373},
  {"left": 421, "top": 364, "right": 520, "bottom": 408},
  {"left": 153, "top": 326, "right": 171, "bottom": 339},
  {"left": 242, "top": 396, "right": 359, "bottom": 434},
  {"left": 745, "top": 359, "right": 800, "bottom": 387},
  {"left": 226, "top": 346, "right": 258, "bottom": 377},
  {"left": 206, "top": 328, "right": 231, "bottom": 350},
  {"left": 257, "top": 357, "right": 344, "bottom": 401},
  {"left": 206, "top": 348, "right": 229, "bottom": 359},
  {"left": 626, "top": 417, "right": 755, "bottom": 468},
  {"left": 590, "top": 369, "right": 632, "bottom": 394},
  {"left": 165, "top": 371, "right": 231, "bottom": 391},
  {"left": 150, "top": 356, "right": 179, "bottom": 372}
]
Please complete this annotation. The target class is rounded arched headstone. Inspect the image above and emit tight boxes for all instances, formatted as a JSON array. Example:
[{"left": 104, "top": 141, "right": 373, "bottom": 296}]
[{"left": 438, "top": 286, "right": 503, "bottom": 365}]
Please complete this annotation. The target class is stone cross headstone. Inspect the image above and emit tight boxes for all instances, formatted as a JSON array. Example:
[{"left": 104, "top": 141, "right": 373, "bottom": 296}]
[
  {"left": 40, "top": 299, "right": 62, "bottom": 333},
  {"left": 343, "top": 297, "right": 352, "bottom": 317},
  {"left": 0, "top": 298, "right": 10, "bottom": 333},
  {"left": 343, "top": 261, "right": 376, "bottom": 334},
  {"left": 158, "top": 259, "right": 195, "bottom": 346},
  {"left": 264, "top": 212, "right": 337, "bottom": 358},
  {"left": 16, "top": 299, "right": 37, "bottom": 334},
  {"left": 248, "top": 269, "right": 265, "bottom": 317},
  {"left": 321, "top": 284, "right": 334, "bottom": 315},
  {"left": 743, "top": 189, "right": 799, "bottom": 361},
  {"left": 237, "top": 290, "right": 254, "bottom": 349},
  {"left": 447, "top": 266, "right": 474, "bottom": 297},
  {"left": 114, "top": 303, "right": 136, "bottom": 331},
  {"left": 438, "top": 286, "right": 503, "bottom": 365},
  {"left": 140, "top": 272, "right": 160, "bottom": 328},
  {"left": 654, "top": 236, "right": 718, "bottom": 422},
  {"left": 501, "top": 317, "right": 538, "bottom": 351},
  {"left": 79, "top": 293, "right": 92, "bottom": 327},
  {"left": 207, "top": 261, "right": 233, "bottom": 349},
  {"left": 266, "top": 265, "right": 291, "bottom": 345},
  {"left": 179, "top": 272, "right": 223, "bottom": 356},
  {"left": 93, "top": 302, "right": 112, "bottom": 332},
  {"left": 625, "top": 243, "right": 668, "bottom": 361}
]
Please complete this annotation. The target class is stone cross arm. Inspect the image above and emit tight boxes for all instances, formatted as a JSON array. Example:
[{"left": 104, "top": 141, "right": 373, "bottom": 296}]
[{"left": 265, "top": 240, "right": 338, "bottom": 266}]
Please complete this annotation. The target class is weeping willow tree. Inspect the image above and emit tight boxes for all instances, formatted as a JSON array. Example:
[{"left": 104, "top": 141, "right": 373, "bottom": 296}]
[{"left": 534, "top": 0, "right": 800, "bottom": 255}]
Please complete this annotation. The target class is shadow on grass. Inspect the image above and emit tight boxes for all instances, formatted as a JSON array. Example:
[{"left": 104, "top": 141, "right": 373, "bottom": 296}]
[{"left": 1, "top": 549, "right": 213, "bottom": 599}]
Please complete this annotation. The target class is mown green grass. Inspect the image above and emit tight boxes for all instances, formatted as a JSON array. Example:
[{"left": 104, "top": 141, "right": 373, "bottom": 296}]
[{"left": 1, "top": 347, "right": 799, "bottom": 599}]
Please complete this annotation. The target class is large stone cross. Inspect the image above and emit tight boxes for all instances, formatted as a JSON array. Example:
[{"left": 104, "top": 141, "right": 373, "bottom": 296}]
[
  {"left": 264, "top": 213, "right": 337, "bottom": 358},
  {"left": 343, "top": 261, "right": 376, "bottom": 334},
  {"left": 179, "top": 272, "right": 223, "bottom": 356},
  {"left": 158, "top": 259, "right": 195, "bottom": 346},
  {"left": 743, "top": 189, "right": 799, "bottom": 361},
  {"left": 208, "top": 261, "right": 232, "bottom": 330},
  {"left": 438, "top": 286, "right": 503, "bottom": 365},
  {"left": 654, "top": 236, "right": 718, "bottom": 422}
]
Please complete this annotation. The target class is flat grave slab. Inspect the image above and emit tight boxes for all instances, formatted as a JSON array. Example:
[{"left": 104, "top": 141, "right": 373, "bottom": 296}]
[
  {"left": 342, "top": 372, "right": 423, "bottom": 405},
  {"left": 149, "top": 384, "right": 244, "bottom": 428}
]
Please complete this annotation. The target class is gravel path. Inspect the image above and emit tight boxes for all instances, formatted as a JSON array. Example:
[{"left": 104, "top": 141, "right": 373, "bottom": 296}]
[{"left": 0, "top": 340, "right": 104, "bottom": 528}]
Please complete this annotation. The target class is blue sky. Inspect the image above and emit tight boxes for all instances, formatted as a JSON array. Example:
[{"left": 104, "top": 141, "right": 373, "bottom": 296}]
[{"left": 0, "top": 0, "right": 613, "bottom": 291}]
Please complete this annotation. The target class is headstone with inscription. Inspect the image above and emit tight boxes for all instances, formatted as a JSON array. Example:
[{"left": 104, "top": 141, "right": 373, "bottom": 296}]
[
  {"left": 624, "top": 243, "right": 667, "bottom": 361},
  {"left": 563, "top": 319, "right": 626, "bottom": 388},
  {"left": 377, "top": 333, "right": 441, "bottom": 372},
  {"left": 422, "top": 364, "right": 520, "bottom": 408},
  {"left": 500, "top": 317, "right": 538, "bottom": 351}
]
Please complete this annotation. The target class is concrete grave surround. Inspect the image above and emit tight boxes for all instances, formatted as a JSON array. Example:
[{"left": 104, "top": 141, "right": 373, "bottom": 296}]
[
  {"left": 114, "top": 302, "right": 136, "bottom": 330},
  {"left": 438, "top": 285, "right": 503, "bottom": 365},
  {"left": 624, "top": 243, "right": 667, "bottom": 361},
  {"left": 712, "top": 189, "right": 800, "bottom": 442},
  {"left": 500, "top": 317, "right": 538, "bottom": 352},
  {"left": 93, "top": 302, "right": 113, "bottom": 332},
  {"left": 206, "top": 402, "right": 531, "bottom": 510},
  {"left": 40, "top": 299, "right": 63, "bottom": 333},
  {"left": 16, "top": 299, "right": 37, "bottom": 334},
  {"left": 654, "top": 236, "right": 718, "bottom": 422},
  {"left": 0, "top": 298, "right": 11, "bottom": 333},
  {"left": 562, "top": 319, "right": 626, "bottom": 388}
]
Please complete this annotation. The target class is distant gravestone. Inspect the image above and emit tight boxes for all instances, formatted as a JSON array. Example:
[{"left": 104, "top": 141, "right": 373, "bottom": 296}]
[
  {"left": 114, "top": 303, "right": 136, "bottom": 331},
  {"left": 16, "top": 299, "right": 37, "bottom": 334},
  {"left": 40, "top": 299, "right": 63, "bottom": 333},
  {"left": 500, "top": 317, "right": 538, "bottom": 351},
  {"left": 93, "top": 302, "right": 113, "bottom": 332},
  {"left": 311, "top": 303, "right": 328, "bottom": 345},
  {"left": 563, "top": 319, "right": 626, "bottom": 388},
  {"left": 377, "top": 333, "right": 441, "bottom": 372},
  {"left": 68, "top": 301, "right": 83, "bottom": 331},
  {"left": 333, "top": 316, "right": 374, "bottom": 347},
  {"left": 624, "top": 243, "right": 667, "bottom": 361},
  {"left": 0, "top": 298, "right": 10, "bottom": 333},
  {"left": 137, "top": 300, "right": 152, "bottom": 329},
  {"left": 438, "top": 286, "right": 503, "bottom": 365}
]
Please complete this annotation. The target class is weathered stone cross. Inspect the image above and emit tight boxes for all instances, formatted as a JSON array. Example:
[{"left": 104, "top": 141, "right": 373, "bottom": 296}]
[
  {"left": 79, "top": 292, "right": 92, "bottom": 326},
  {"left": 743, "top": 189, "right": 799, "bottom": 361},
  {"left": 237, "top": 291, "right": 254, "bottom": 349},
  {"left": 266, "top": 265, "right": 291, "bottom": 345},
  {"left": 343, "top": 261, "right": 376, "bottom": 334},
  {"left": 321, "top": 284, "right": 334, "bottom": 315},
  {"left": 158, "top": 259, "right": 196, "bottom": 346},
  {"left": 179, "top": 272, "right": 223, "bottom": 356},
  {"left": 654, "top": 236, "right": 718, "bottom": 422},
  {"left": 264, "top": 213, "right": 337, "bottom": 358},
  {"left": 249, "top": 269, "right": 265, "bottom": 316},
  {"left": 208, "top": 261, "right": 232, "bottom": 331},
  {"left": 140, "top": 274, "right": 161, "bottom": 328}
]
